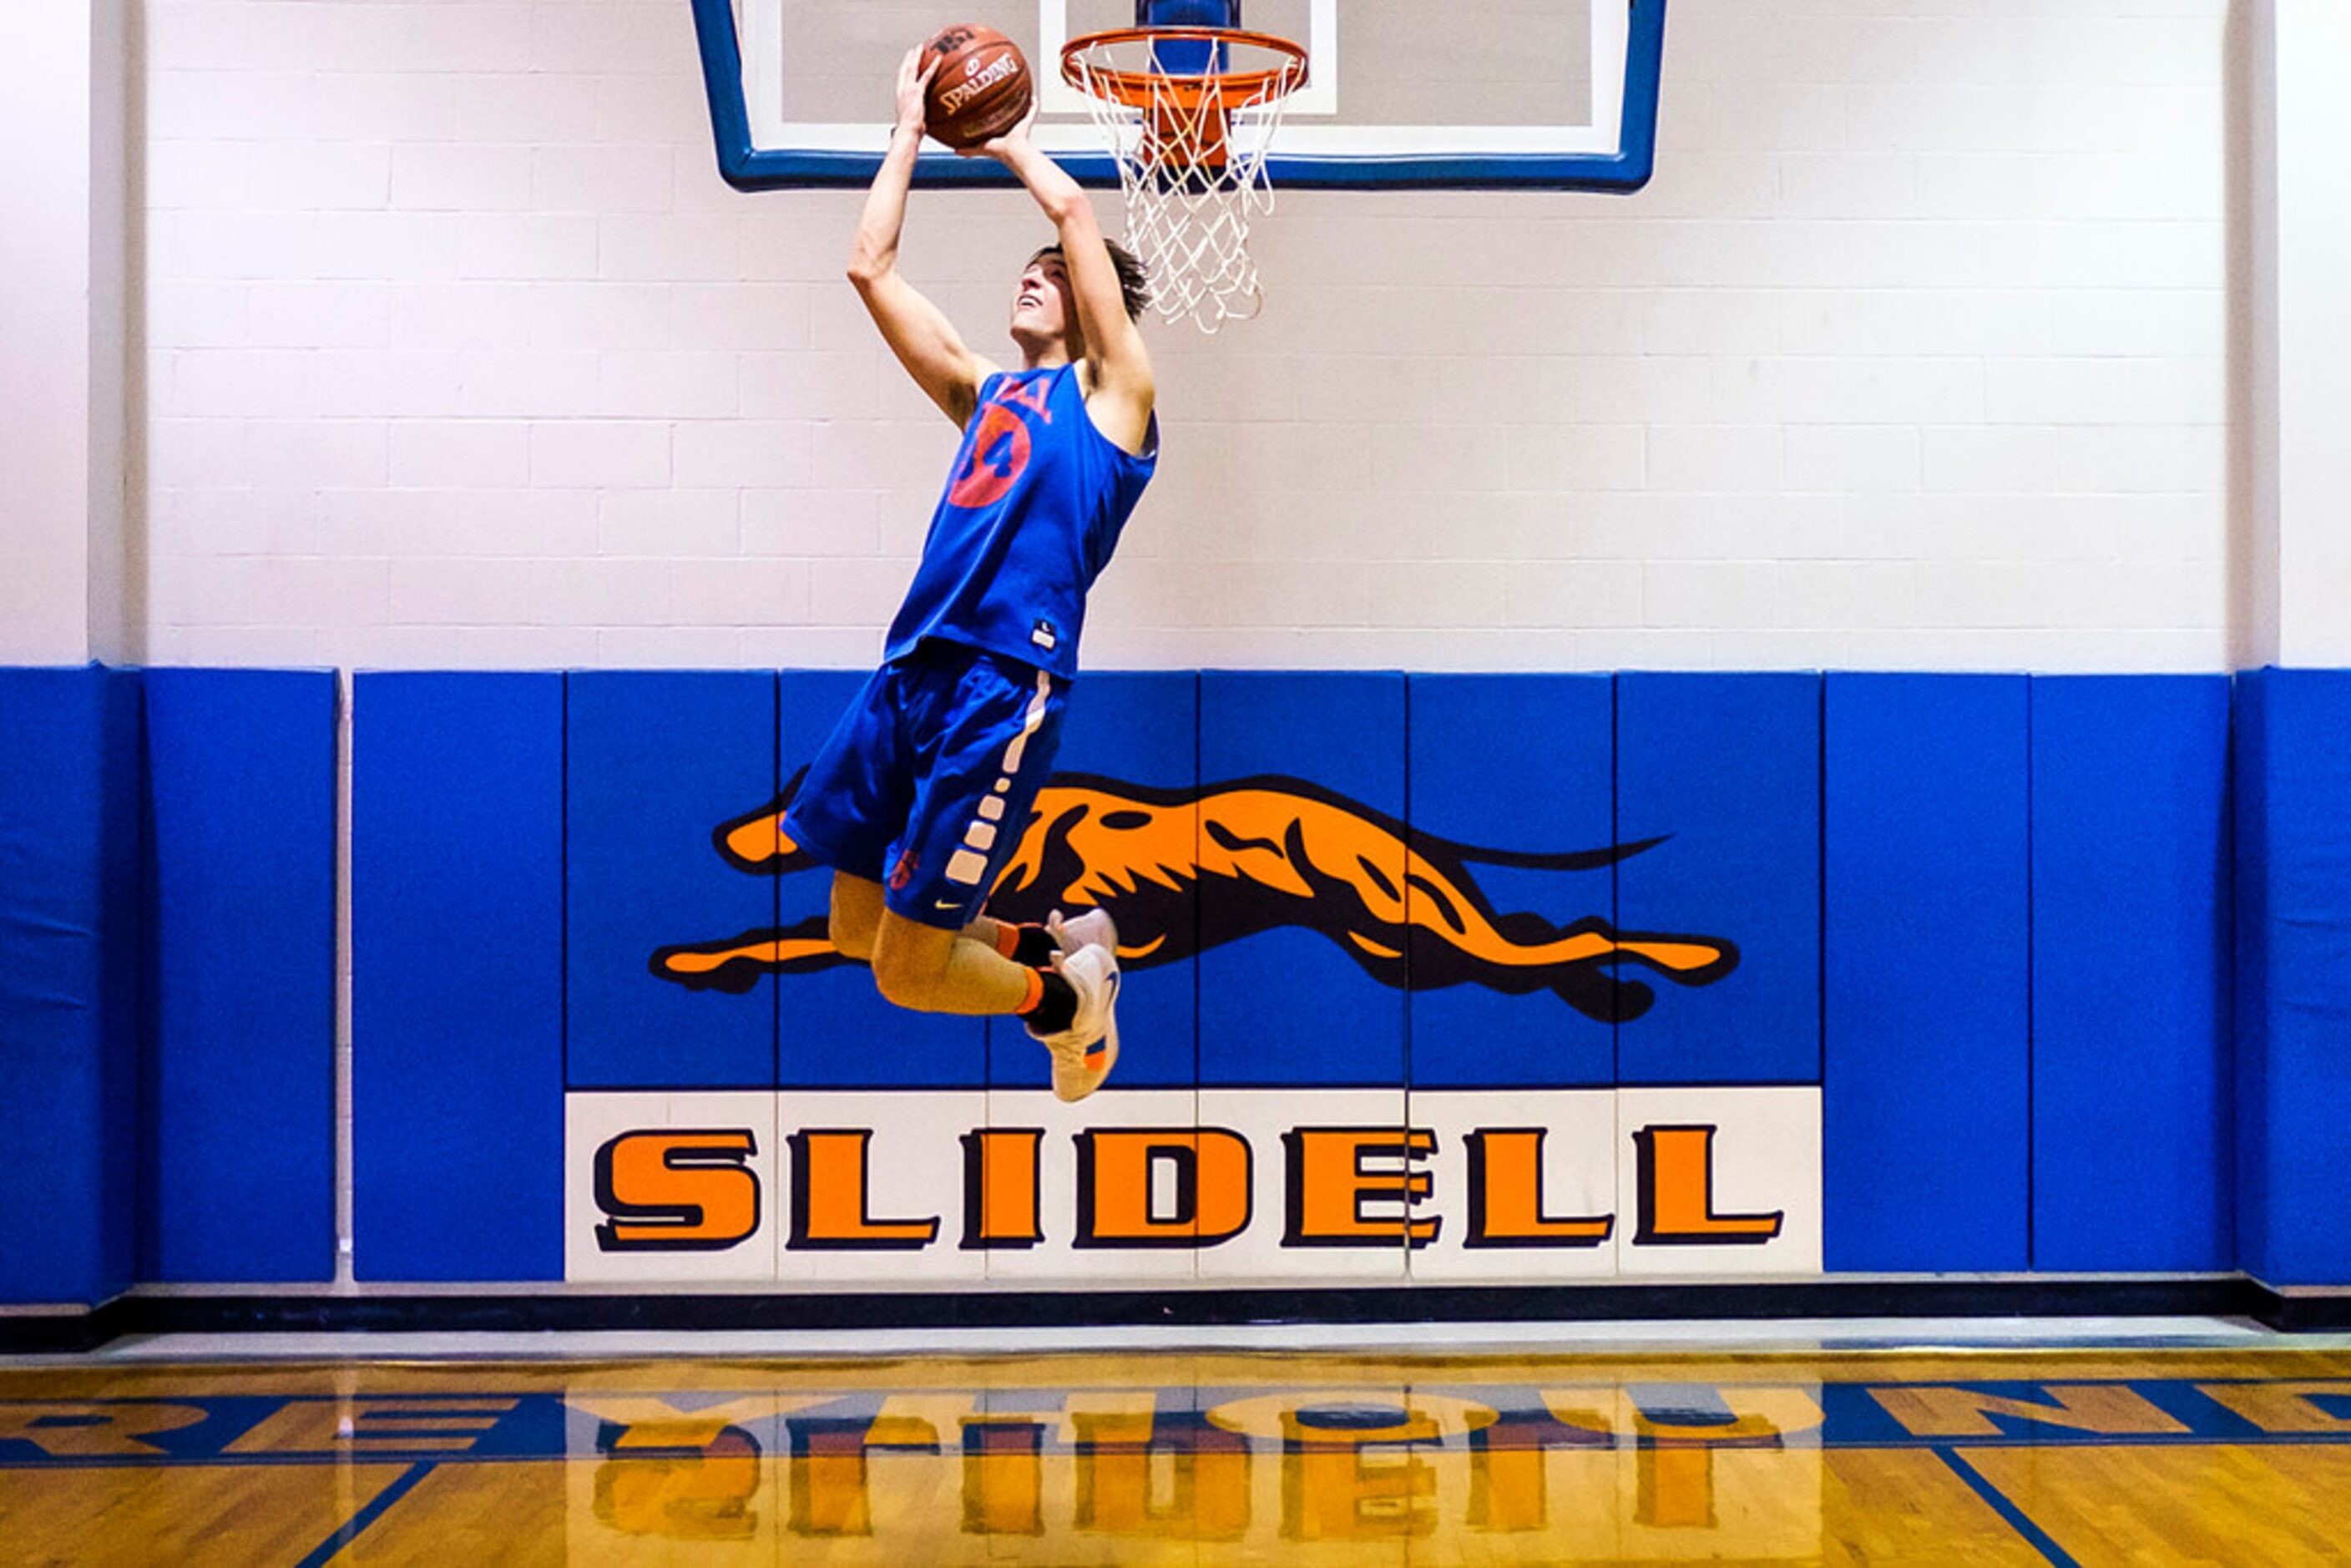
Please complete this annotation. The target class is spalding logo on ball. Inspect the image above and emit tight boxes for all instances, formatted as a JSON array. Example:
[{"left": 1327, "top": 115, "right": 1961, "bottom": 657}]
[{"left": 921, "top": 23, "right": 1034, "bottom": 149}]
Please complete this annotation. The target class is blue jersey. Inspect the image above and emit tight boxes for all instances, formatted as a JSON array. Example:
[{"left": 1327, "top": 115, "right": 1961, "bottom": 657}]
[{"left": 884, "top": 362, "right": 1157, "bottom": 680}]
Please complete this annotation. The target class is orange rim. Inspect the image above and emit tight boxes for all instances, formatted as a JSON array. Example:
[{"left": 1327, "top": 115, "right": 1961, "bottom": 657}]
[{"left": 1060, "top": 26, "right": 1308, "bottom": 112}]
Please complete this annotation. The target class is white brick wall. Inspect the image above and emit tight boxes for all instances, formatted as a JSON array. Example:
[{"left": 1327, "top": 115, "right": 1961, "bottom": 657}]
[{"left": 141, "top": 0, "right": 2236, "bottom": 673}]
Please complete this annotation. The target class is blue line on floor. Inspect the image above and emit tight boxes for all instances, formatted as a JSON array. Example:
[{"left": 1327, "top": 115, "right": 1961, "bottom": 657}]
[
  {"left": 1935, "top": 1446, "right": 2080, "bottom": 1567},
  {"left": 292, "top": 1460, "right": 437, "bottom": 1568}
]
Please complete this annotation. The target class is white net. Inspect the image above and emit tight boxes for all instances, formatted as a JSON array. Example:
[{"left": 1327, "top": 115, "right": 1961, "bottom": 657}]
[{"left": 1064, "top": 30, "right": 1307, "bottom": 334}]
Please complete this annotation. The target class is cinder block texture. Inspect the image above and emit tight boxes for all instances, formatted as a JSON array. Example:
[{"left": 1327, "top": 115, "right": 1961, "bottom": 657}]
[{"left": 140, "top": 0, "right": 2231, "bottom": 672}]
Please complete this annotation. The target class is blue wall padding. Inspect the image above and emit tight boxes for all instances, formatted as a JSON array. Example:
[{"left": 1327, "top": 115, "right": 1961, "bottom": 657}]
[
  {"left": 140, "top": 669, "right": 338, "bottom": 1283},
  {"left": 0, "top": 667, "right": 141, "bottom": 1306},
  {"left": 2233, "top": 668, "right": 2351, "bottom": 1286},
  {"left": 1823, "top": 674, "right": 2030, "bottom": 1272},
  {"left": 1197, "top": 672, "right": 1407, "bottom": 1087},
  {"left": 1406, "top": 675, "right": 1614, "bottom": 1090},
  {"left": 986, "top": 672, "right": 1200, "bottom": 1093},
  {"left": 95, "top": 671, "right": 142, "bottom": 1304},
  {"left": 778, "top": 671, "right": 984, "bottom": 1089},
  {"left": 351, "top": 672, "right": 564, "bottom": 1282},
  {"left": 2233, "top": 671, "right": 2273, "bottom": 1278},
  {"left": 1615, "top": 672, "right": 1821, "bottom": 1087},
  {"left": 2030, "top": 675, "right": 2232, "bottom": 1272},
  {"left": 567, "top": 672, "right": 777, "bottom": 1090}
]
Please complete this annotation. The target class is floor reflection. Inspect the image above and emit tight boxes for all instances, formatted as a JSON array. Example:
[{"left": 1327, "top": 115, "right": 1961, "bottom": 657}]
[
  {"left": 9, "top": 1352, "right": 2351, "bottom": 1562},
  {"left": 564, "top": 1382, "right": 1838, "bottom": 1560},
  {"left": 591, "top": 1426, "right": 762, "bottom": 1541}
]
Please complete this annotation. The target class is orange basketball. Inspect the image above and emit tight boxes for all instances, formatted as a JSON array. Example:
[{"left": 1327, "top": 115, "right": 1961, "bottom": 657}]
[{"left": 920, "top": 24, "right": 1033, "bottom": 150}]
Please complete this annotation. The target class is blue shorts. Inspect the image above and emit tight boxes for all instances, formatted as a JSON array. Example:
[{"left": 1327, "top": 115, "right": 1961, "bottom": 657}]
[{"left": 781, "top": 641, "right": 1069, "bottom": 930}]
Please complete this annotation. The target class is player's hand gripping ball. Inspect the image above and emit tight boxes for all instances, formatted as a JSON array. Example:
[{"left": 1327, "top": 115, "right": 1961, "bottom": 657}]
[{"left": 920, "top": 24, "right": 1033, "bottom": 149}]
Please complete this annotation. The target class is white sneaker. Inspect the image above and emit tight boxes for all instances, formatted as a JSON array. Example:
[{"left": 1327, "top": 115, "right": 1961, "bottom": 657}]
[
  {"left": 1029, "top": 942, "right": 1120, "bottom": 1102},
  {"left": 1047, "top": 906, "right": 1117, "bottom": 959}
]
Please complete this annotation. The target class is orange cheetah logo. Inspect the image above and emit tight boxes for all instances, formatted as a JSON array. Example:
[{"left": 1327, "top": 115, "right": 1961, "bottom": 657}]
[{"left": 650, "top": 771, "right": 1736, "bottom": 1024}]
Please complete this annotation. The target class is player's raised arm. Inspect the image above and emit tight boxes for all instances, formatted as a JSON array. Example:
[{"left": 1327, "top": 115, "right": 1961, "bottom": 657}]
[
  {"left": 981, "top": 115, "right": 1155, "bottom": 454},
  {"left": 847, "top": 48, "right": 1000, "bottom": 426}
]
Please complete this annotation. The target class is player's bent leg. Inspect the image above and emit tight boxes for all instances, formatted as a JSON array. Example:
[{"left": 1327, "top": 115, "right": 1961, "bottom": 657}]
[
  {"left": 868, "top": 908, "right": 1034, "bottom": 1015},
  {"left": 958, "top": 909, "right": 1115, "bottom": 969},
  {"left": 963, "top": 913, "right": 1064, "bottom": 969},
  {"left": 962, "top": 913, "right": 1010, "bottom": 956},
  {"left": 876, "top": 649, "right": 1117, "bottom": 1098},
  {"left": 871, "top": 909, "right": 1120, "bottom": 1102},
  {"left": 828, "top": 872, "right": 886, "bottom": 962}
]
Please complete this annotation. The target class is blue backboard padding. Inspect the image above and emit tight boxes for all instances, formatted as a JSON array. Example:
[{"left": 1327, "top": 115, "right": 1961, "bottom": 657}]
[
  {"left": 2030, "top": 675, "right": 2231, "bottom": 1272},
  {"left": 0, "top": 667, "right": 140, "bottom": 1306},
  {"left": 778, "top": 671, "right": 984, "bottom": 1088},
  {"left": 988, "top": 672, "right": 1200, "bottom": 1093},
  {"left": 567, "top": 672, "right": 777, "bottom": 1090},
  {"left": 1406, "top": 675, "right": 1614, "bottom": 1090},
  {"left": 688, "top": 0, "right": 1666, "bottom": 192},
  {"left": 1616, "top": 672, "right": 1821, "bottom": 1087},
  {"left": 141, "top": 670, "right": 337, "bottom": 1283},
  {"left": 1823, "top": 674, "right": 2030, "bottom": 1272},
  {"left": 351, "top": 672, "right": 564, "bottom": 1282},
  {"left": 2233, "top": 669, "right": 2351, "bottom": 1286},
  {"left": 1197, "top": 672, "right": 1406, "bottom": 1086}
]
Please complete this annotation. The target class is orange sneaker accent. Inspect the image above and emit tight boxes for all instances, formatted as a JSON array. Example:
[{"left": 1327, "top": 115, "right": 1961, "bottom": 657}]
[{"left": 1015, "top": 968, "right": 1045, "bottom": 1015}]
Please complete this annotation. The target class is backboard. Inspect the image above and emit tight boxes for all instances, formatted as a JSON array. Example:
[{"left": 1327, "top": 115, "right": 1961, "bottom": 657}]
[{"left": 690, "top": 0, "right": 1668, "bottom": 191}]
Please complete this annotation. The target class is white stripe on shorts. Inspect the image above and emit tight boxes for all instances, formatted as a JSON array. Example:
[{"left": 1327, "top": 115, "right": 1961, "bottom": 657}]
[{"left": 944, "top": 667, "right": 1054, "bottom": 888}]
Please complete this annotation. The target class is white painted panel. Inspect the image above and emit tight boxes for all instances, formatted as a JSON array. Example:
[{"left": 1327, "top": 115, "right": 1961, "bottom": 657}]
[
  {"left": 776, "top": 1090, "right": 988, "bottom": 1283},
  {"left": 983, "top": 1087, "right": 1202, "bottom": 1282},
  {"left": 1196, "top": 1088, "right": 1411, "bottom": 1282},
  {"left": 565, "top": 1090, "right": 781, "bottom": 1283},
  {"left": 1409, "top": 1090, "right": 1620, "bottom": 1283},
  {"left": 1613, "top": 1085, "right": 1823, "bottom": 1279}
]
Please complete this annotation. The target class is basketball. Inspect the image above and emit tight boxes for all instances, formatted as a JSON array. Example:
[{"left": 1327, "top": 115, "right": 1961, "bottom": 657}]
[{"left": 919, "top": 24, "right": 1033, "bottom": 149}]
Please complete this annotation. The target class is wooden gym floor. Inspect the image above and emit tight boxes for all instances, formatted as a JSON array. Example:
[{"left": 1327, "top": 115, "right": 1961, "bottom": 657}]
[{"left": 5, "top": 1340, "right": 2351, "bottom": 1564}]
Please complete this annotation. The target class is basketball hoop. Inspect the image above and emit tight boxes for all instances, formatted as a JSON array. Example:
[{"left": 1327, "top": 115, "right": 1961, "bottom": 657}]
[{"left": 1062, "top": 25, "right": 1308, "bottom": 333}]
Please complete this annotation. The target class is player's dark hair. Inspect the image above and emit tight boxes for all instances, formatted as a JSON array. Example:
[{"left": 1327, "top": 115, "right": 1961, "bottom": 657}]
[{"left": 1029, "top": 239, "right": 1153, "bottom": 323}]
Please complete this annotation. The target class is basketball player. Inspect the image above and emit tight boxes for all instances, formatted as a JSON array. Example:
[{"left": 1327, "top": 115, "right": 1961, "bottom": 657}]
[{"left": 779, "top": 48, "right": 1157, "bottom": 1102}]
